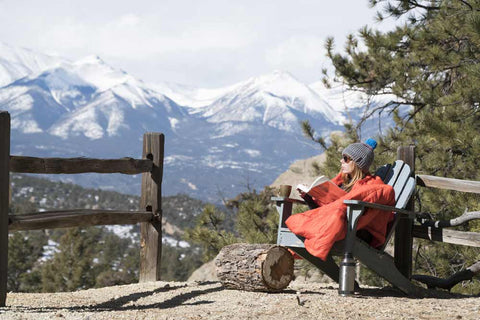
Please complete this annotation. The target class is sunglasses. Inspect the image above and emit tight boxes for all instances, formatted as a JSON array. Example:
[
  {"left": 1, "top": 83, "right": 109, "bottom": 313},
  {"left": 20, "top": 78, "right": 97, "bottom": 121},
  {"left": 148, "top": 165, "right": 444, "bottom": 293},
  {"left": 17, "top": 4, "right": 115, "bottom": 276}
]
[{"left": 342, "top": 155, "right": 351, "bottom": 163}]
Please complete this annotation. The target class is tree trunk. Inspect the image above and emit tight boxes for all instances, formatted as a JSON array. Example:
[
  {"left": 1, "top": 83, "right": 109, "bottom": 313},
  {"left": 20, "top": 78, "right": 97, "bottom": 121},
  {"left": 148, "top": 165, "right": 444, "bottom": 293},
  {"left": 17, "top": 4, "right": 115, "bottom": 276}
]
[{"left": 215, "top": 243, "right": 294, "bottom": 292}]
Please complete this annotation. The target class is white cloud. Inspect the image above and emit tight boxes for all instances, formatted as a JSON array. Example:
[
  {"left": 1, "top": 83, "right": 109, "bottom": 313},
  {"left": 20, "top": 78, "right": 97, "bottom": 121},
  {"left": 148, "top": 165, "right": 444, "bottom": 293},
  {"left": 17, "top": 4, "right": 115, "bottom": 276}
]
[
  {"left": 265, "top": 35, "right": 325, "bottom": 69},
  {"left": 0, "top": 0, "right": 398, "bottom": 87},
  {"left": 17, "top": 10, "right": 256, "bottom": 62},
  {"left": 117, "top": 14, "right": 141, "bottom": 27}
]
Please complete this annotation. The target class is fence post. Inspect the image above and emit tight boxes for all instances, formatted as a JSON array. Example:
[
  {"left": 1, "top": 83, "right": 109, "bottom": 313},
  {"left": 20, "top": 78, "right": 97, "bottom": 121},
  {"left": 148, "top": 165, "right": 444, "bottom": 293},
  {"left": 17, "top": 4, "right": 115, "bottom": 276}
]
[
  {"left": 395, "top": 145, "right": 415, "bottom": 278},
  {"left": 0, "top": 111, "right": 10, "bottom": 306},
  {"left": 139, "top": 133, "right": 164, "bottom": 282}
]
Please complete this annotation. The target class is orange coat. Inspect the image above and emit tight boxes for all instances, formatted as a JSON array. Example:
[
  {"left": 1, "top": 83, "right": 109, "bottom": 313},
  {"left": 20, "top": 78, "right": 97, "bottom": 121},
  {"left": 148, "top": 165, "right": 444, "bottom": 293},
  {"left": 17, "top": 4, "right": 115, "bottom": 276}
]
[{"left": 285, "top": 173, "right": 395, "bottom": 261}]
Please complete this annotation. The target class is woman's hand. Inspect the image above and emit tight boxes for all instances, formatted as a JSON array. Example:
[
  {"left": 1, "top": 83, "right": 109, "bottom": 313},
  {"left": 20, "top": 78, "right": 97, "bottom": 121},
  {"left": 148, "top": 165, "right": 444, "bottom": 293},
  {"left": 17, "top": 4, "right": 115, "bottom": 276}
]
[{"left": 296, "top": 185, "right": 307, "bottom": 198}]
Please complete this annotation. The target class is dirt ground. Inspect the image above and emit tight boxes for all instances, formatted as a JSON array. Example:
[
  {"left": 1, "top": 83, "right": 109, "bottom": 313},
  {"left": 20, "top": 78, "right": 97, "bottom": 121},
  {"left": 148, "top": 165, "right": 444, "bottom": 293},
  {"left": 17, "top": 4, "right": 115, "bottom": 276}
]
[{"left": 1, "top": 280, "right": 479, "bottom": 320}]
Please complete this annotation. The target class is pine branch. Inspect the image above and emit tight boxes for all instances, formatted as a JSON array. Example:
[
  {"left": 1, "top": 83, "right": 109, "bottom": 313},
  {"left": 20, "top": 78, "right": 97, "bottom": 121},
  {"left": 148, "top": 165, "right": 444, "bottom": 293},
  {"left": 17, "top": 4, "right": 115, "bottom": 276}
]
[{"left": 301, "top": 120, "right": 327, "bottom": 150}]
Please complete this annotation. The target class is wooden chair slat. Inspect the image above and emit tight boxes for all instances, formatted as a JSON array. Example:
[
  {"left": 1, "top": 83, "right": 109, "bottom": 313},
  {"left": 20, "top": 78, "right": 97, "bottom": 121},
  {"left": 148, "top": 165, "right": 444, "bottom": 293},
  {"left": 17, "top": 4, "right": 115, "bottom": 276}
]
[
  {"left": 392, "top": 165, "right": 413, "bottom": 203},
  {"left": 395, "top": 177, "right": 415, "bottom": 210},
  {"left": 381, "top": 164, "right": 415, "bottom": 249},
  {"left": 384, "top": 160, "right": 407, "bottom": 187},
  {"left": 379, "top": 176, "right": 415, "bottom": 251}
]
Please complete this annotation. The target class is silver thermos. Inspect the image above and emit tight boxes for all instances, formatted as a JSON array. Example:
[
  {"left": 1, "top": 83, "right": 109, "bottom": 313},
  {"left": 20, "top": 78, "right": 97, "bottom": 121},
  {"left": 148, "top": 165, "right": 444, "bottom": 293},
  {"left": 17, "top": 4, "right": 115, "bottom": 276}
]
[{"left": 338, "top": 253, "right": 356, "bottom": 296}]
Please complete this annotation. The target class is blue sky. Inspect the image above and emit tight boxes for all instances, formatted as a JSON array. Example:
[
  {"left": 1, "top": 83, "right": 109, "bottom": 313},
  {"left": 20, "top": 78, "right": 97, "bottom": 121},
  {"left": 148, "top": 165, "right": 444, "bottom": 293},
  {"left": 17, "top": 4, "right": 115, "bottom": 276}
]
[{"left": 0, "top": 0, "right": 397, "bottom": 87}]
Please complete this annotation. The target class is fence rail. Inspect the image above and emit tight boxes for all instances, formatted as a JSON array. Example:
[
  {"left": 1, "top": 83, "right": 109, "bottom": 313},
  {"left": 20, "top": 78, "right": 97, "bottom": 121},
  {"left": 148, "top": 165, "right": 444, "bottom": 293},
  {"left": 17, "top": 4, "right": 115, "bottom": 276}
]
[
  {"left": 416, "top": 174, "right": 480, "bottom": 194},
  {"left": 10, "top": 156, "right": 153, "bottom": 174},
  {"left": 8, "top": 209, "right": 155, "bottom": 231},
  {"left": 413, "top": 225, "right": 480, "bottom": 247}
]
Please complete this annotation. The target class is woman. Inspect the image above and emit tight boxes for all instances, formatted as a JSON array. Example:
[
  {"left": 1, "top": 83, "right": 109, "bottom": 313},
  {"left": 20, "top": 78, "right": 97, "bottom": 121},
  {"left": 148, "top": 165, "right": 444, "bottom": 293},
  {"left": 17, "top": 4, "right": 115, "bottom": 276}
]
[{"left": 285, "top": 139, "right": 396, "bottom": 261}]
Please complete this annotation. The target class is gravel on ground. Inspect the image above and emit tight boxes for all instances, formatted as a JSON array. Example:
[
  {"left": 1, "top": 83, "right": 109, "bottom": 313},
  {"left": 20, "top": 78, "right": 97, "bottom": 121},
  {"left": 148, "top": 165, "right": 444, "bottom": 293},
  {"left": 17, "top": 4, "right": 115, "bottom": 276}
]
[{"left": 1, "top": 281, "right": 479, "bottom": 320}]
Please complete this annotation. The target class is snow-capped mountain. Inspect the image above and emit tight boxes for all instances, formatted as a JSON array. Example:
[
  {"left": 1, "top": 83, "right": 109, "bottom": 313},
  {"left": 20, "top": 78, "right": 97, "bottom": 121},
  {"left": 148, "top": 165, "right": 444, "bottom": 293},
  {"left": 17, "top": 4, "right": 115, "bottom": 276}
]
[
  {"left": 198, "top": 71, "right": 344, "bottom": 133},
  {"left": 151, "top": 81, "right": 238, "bottom": 108},
  {"left": 0, "top": 42, "right": 66, "bottom": 87},
  {"left": 309, "top": 81, "right": 366, "bottom": 113},
  {"left": 309, "top": 81, "right": 399, "bottom": 118},
  {"left": 309, "top": 80, "right": 400, "bottom": 137},
  {"left": 0, "top": 43, "right": 392, "bottom": 202},
  {"left": 2, "top": 54, "right": 184, "bottom": 140}
]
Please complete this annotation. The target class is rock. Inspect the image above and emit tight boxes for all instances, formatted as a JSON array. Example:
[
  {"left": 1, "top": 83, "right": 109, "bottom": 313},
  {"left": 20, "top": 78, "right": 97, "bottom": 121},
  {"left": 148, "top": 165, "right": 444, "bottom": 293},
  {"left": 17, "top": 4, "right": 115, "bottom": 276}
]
[
  {"left": 270, "top": 153, "right": 326, "bottom": 200},
  {"left": 187, "top": 260, "right": 218, "bottom": 282}
]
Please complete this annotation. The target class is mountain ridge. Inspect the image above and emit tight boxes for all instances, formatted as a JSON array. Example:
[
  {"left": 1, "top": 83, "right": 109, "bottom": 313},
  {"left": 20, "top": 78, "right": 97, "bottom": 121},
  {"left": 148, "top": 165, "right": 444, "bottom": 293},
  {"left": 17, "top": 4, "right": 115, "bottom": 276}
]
[
  {"left": 0, "top": 42, "right": 391, "bottom": 202},
  {"left": 0, "top": 41, "right": 67, "bottom": 87}
]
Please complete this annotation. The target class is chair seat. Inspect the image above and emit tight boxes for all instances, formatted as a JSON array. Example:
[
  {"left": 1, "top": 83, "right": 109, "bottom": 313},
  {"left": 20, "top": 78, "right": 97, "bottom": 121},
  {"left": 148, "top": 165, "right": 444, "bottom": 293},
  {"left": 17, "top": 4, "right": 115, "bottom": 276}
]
[{"left": 278, "top": 227, "right": 373, "bottom": 256}]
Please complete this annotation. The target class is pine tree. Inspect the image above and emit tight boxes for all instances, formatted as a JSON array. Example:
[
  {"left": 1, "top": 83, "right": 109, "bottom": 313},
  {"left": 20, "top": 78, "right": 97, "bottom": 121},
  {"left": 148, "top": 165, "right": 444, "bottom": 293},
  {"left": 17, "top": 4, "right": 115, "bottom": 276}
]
[
  {"left": 93, "top": 231, "right": 139, "bottom": 287},
  {"left": 184, "top": 204, "right": 238, "bottom": 261},
  {"left": 234, "top": 187, "right": 278, "bottom": 244},
  {"left": 160, "top": 244, "right": 203, "bottom": 281},
  {"left": 316, "top": 0, "right": 480, "bottom": 293},
  {"left": 184, "top": 187, "right": 279, "bottom": 261},
  {"left": 7, "top": 231, "right": 47, "bottom": 292},
  {"left": 41, "top": 227, "right": 102, "bottom": 292}
]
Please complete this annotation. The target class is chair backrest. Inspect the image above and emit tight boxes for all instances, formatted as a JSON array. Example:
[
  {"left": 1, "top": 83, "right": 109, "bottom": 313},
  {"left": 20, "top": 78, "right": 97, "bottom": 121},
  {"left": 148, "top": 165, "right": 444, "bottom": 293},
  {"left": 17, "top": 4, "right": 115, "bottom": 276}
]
[
  {"left": 375, "top": 160, "right": 415, "bottom": 210},
  {"left": 375, "top": 160, "right": 416, "bottom": 250}
]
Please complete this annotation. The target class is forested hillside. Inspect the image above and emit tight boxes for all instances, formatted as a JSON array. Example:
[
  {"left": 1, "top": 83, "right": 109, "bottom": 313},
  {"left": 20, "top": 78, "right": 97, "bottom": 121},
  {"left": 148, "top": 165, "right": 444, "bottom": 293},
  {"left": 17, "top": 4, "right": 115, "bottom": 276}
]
[{"left": 8, "top": 174, "right": 213, "bottom": 292}]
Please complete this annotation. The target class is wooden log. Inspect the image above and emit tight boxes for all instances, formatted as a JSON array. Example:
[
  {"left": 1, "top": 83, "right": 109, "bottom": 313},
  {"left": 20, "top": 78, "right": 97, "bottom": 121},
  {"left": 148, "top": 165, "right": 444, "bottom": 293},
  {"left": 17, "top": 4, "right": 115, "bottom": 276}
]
[
  {"left": 412, "top": 225, "right": 480, "bottom": 247},
  {"left": 416, "top": 174, "right": 480, "bottom": 194},
  {"left": 215, "top": 243, "right": 294, "bottom": 292},
  {"left": 10, "top": 156, "right": 153, "bottom": 174},
  {"left": 395, "top": 145, "right": 415, "bottom": 278},
  {"left": 139, "top": 133, "right": 164, "bottom": 282},
  {"left": 8, "top": 210, "right": 153, "bottom": 231},
  {"left": 0, "top": 111, "right": 10, "bottom": 307}
]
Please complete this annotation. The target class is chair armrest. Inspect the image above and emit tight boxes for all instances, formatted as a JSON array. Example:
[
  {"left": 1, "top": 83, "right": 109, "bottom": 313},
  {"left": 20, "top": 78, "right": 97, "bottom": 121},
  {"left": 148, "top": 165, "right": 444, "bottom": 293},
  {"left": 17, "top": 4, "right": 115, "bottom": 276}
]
[
  {"left": 271, "top": 197, "right": 306, "bottom": 230},
  {"left": 342, "top": 199, "right": 418, "bottom": 253},
  {"left": 341, "top": 200, "right": 421, "bottom": 260},
  {"left": 271, "top": 197, "right": 306, "bottom": 205},
  {"left": 343, "top": 199, "right": 418, "bottom": 218}
]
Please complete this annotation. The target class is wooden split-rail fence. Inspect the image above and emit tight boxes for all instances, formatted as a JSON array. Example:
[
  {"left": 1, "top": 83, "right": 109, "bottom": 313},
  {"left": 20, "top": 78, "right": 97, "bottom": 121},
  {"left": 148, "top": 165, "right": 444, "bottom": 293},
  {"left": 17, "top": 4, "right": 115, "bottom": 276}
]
[
  {"left": 0, "top": 111, "right": 164, "bottom": 306},
  {"left": 379, "top": 147, "right": 480, "bottom": 282}
]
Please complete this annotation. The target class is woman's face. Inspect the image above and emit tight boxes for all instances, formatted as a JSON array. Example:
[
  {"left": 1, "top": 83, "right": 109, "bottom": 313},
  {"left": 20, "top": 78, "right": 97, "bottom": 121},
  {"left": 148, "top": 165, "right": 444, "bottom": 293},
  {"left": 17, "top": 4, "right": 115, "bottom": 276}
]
[{"left": 340, "top": 155, "right": 355, "bottom": 174}]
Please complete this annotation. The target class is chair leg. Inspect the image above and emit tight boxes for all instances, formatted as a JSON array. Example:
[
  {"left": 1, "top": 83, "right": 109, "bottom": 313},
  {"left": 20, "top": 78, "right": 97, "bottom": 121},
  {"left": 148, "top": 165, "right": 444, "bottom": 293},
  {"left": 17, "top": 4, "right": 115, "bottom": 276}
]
[
  {"left": 291, "top": 247, "right": 340, "bottom": 283},
  {"left": 291, "top": 247, "right": 361, "bottom": 291},
  {"left": 353, "top": 240, "right": 423, "bottom": 296}
]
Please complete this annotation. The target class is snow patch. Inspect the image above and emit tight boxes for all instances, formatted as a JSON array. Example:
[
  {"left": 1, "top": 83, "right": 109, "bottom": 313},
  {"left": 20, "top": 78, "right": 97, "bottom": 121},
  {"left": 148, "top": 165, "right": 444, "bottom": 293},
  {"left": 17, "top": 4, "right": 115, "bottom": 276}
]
[
  {"left": 72, "top": 55, "right": 133, "bottom": 91},
  {"left": 211, "top": 122, "right": 251, "bottom": 139},
  {"left": 164, "top": 155, "right": 194, "bottom": 165},
  {"left": 106, "top": 225, "right": 135, "bottom": 239},
  {"left": 152, "top": 81, "right": 240, "bottom": 108},
  {"left": 243, "top": 149, "right": 261, "bottom": 157},
  {"left": 163, "top": 236, "right": 190, "bottom": 248},
  {"left": 169, "top": 117, "right": 179, "bottom": 129},
  {"left": 180, "top": 178, "right": 198, "bottom": 190},
  {"left": 11, "top": 118, "right": 43, "bottom": 133},
  {"left": 41, "top": 239, "right": 59, "bottom": 261}
]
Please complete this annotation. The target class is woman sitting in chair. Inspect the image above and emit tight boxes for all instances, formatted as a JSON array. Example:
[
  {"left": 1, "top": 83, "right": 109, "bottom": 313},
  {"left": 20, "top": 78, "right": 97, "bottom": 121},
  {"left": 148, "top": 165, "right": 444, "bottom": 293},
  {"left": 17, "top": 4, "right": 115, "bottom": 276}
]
[{"left": 286, "top": 139, "right": 396, "bottom": 261}]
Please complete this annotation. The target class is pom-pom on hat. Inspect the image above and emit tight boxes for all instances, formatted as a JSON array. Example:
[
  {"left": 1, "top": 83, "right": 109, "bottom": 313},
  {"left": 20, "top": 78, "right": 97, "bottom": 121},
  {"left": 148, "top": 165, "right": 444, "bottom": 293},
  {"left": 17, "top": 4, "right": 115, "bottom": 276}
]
[{"left": 342, "top": 138, "right": 377, "bottom": 172}]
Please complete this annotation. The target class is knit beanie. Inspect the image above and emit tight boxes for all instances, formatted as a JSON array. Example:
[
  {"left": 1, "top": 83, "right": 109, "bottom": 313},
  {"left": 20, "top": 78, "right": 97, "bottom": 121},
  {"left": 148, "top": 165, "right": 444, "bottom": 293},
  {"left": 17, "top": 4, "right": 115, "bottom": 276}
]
[{"left": 342, "top": 138, "right": 377, "bottom": 172}]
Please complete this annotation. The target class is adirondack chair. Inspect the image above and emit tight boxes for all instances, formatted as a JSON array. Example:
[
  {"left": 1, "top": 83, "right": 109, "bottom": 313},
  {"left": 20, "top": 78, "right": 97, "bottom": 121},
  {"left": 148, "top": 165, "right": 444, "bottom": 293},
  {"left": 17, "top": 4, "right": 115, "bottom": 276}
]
[{"left": 272, "top": 160, "right": 421, "bottom": 296}]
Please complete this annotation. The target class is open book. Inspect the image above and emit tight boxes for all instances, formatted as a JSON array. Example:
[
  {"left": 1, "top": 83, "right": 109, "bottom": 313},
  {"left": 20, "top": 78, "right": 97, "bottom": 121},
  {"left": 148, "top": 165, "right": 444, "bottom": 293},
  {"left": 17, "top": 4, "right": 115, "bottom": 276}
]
[{"left": 296, "top": 175, "right": 347, "bottom": 207}]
